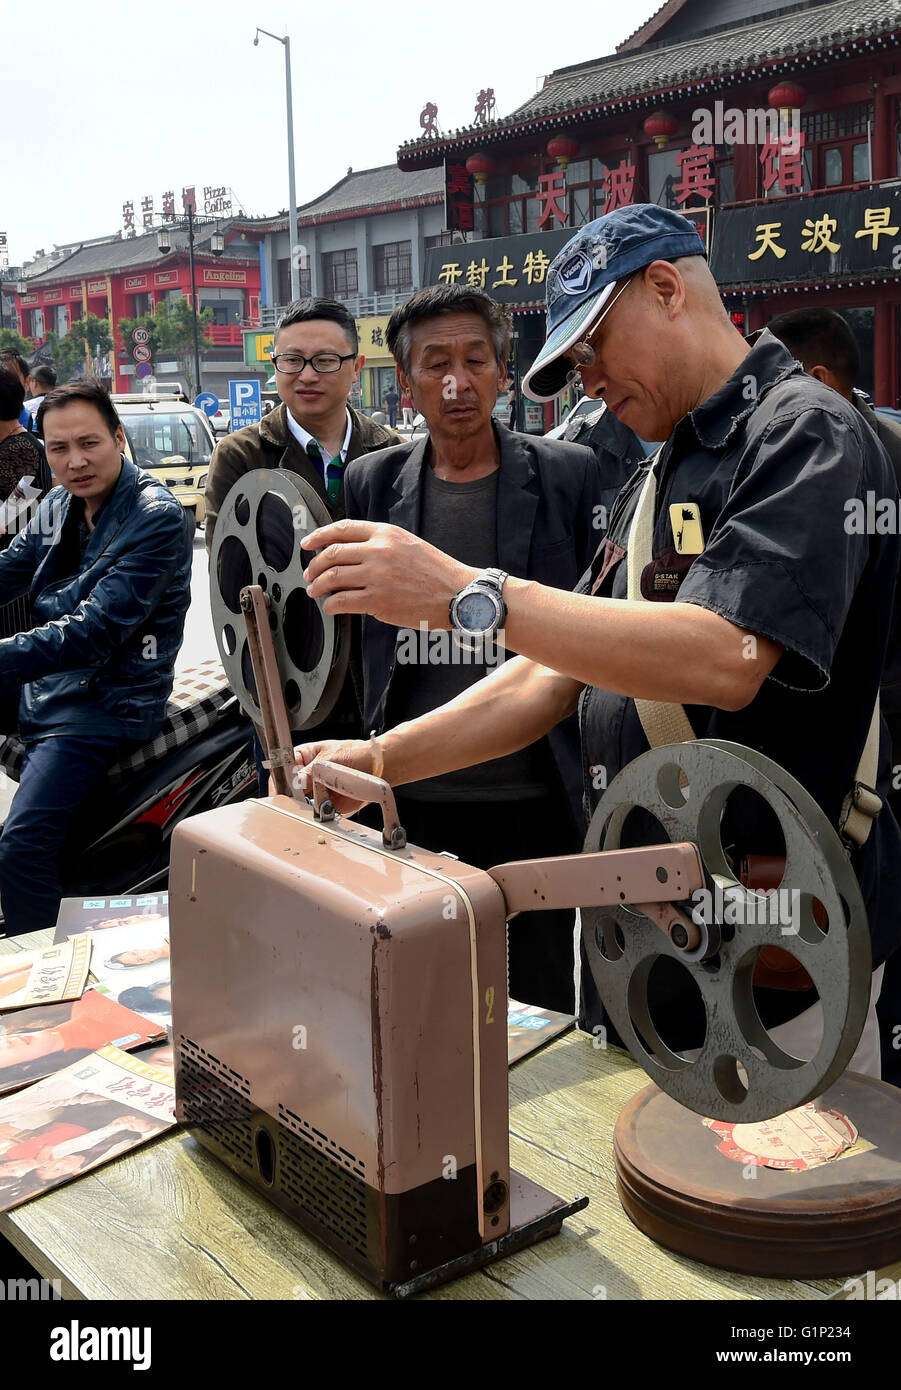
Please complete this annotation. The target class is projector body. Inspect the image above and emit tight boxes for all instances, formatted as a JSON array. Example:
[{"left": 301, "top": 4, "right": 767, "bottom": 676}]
[{"left": 170, "top": 794, "right": 585, "bottom": 1296}]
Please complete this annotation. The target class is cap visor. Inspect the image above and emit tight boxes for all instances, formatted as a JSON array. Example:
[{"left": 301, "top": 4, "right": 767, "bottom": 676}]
[{"left": 522, "top": 282, "right": 617, "bottom": 402}]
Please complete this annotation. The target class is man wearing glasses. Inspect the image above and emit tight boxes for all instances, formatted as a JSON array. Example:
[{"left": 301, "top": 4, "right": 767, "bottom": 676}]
[
  {"left": 205, "top": 297, "right": 395, "bottom": 773},
  {"left": 290, "top": 204, "right": 901, "bottom": 1080}
]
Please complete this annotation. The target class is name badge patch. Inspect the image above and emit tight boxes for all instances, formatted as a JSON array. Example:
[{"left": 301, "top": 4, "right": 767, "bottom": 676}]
[{"left": 669, "top": 502, "right": 705, "bottom": 555}]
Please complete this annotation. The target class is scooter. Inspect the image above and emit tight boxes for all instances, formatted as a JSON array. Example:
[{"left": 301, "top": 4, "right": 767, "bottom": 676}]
[{"left": 0, "top": 659, "right": 258, "bottom": 899}]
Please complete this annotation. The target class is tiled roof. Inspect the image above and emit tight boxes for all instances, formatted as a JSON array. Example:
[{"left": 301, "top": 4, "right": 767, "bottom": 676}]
[
  {"left": 617, "top": 0, "right": 691, "bottom": 52},
  {"left": 399, "top": 0, "right": 901, "bottom": 159},
  {"left": 21, "top": 224, "right": 254, "bottom": 285},
  {"left": 299, "top": 163, "right": 445, "bottom": 217},
  {"left": 241, "top": 163, "right": 446, "bottom": 233}
]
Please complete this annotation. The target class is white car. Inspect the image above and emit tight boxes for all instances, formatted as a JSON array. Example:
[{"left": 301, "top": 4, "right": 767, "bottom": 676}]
[
  {"left": 210, "top": 400, "right": 231, "bottom": 436},
  {"left": 544, "top": 395, "right": 607, "bottom": 440}
]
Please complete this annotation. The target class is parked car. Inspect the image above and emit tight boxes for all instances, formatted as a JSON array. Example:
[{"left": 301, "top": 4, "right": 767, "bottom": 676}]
[
  {"left": 544, "top": 395, "right": 606, "bottom": 440},
  {"left": 210, "top": 399, "right": 231, "bottom": 436},
  {"left": 112, "top": 393, "right": 214, "bottom": 532}
]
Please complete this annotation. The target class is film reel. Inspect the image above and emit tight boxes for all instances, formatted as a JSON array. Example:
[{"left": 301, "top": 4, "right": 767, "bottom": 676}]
[
  {"left": 583, "top": 740, "right": 872, "bottom": 1123},
  {"left": 209, "top": 469, "right": 350, "bottom": 731}
]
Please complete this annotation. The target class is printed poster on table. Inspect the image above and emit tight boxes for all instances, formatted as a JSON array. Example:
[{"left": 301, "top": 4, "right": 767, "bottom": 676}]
[
  {"left": 0, "top": 936, "right": 92, "bottom": 1012},
  {"left": 0, "top": 1044, "right": 175, "bottom": 1213},
  {"left": 83, "top": 920, "right": 171, "bottom": 1031},
  {"left": 0, "top": 990, "right": 165, "bottom": 1095},
  {"left": 53, "top": 894, "right": 169, "bottom": 943}
]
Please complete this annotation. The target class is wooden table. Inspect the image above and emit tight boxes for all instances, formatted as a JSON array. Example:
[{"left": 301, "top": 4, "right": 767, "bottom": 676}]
[{"left": 1, "top": 928, "right": 898, "bottom": 1301}]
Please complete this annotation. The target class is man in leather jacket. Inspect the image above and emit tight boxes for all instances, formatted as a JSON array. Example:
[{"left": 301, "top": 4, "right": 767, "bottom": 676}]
[{"left": 0, "top": 380, "right": 191, "bottom": 936}]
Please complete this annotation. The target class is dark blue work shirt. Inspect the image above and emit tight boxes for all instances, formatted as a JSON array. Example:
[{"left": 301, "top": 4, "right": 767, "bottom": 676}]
[{"left": 577, "top": 330, "right": 901, "bottom": 1040}]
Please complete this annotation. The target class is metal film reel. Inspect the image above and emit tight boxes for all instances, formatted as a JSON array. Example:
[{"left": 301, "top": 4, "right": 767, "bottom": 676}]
[
  {"left": 583, "top": 740, "right": 872, "bottom": 1123},
  {"left": 209, "top": 469, "right": 350, "bottom": 731}
]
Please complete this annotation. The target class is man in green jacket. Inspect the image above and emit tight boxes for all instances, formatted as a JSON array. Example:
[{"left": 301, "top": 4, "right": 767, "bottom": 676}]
[{"left": 205, "top": 297, "right": 396, "bottom": 780}]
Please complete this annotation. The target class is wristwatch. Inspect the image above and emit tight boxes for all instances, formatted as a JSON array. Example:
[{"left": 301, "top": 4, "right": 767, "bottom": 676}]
[{"left": 449, "top": 568, "right": 508, "bottom": 650}]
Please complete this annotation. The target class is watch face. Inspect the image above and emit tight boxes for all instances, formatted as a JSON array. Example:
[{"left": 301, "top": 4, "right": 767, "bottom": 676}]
[{"left": 457, "top": 591, "right": 498, "bottom": 633}]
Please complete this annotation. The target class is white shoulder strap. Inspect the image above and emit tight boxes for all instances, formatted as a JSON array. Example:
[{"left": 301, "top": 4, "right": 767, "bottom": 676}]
[{"left": 626, "top": 449, "right": 696, "bottom": 748}]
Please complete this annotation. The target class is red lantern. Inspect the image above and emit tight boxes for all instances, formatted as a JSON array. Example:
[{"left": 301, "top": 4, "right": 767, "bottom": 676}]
[
  {"left": 547, "top": 134, "right": 579, "bottom": 169},
  {"left": 643, "top": 111, "right": 679, "bottom": 150},
  {"left": 465, "top": 152, "right": 495, "bottom": 185},
  {"left": 768, "top": 81, "right": 807, "bottom": 118}
]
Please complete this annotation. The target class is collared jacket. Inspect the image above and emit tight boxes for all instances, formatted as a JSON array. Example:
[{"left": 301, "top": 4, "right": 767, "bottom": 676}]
[
  {"left": 204, "top": 402, "right": 397, "bottom": 549},
  {"left": 578, "top": 330, "right": 901, "bottom": 981},
  {"left": 0, "top": 457, "right": 191, "bottom": 741},
  {"left": 344, "top": 424, "right": 605, "bottom": 829}
]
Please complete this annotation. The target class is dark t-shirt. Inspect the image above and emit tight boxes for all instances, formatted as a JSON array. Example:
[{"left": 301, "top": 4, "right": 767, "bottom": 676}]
[
  {"left": 576, "top": 331, "right": 901, "bottom": 1041},
  {"left": 396, "top": 465, "right": 549, "bottom": 800}
]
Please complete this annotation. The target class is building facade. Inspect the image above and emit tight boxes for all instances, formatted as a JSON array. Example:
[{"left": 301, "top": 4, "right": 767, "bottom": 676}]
[
  {"left": 398, "top": 0, "right": 901, "bottom": 420},
  {"left": 235, "top": 163, "right": 451, "bottom": 410},
  {"left": 10, "top": 225, "right": 262, "bottom": 395}
]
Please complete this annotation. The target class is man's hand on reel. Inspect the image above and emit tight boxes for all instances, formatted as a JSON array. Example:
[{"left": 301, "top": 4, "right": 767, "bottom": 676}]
[{"left": 301, "top": 519, "right": 476, "bottom": 628}]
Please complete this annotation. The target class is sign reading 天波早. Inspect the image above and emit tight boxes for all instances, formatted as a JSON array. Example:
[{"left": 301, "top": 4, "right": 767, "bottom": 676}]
[{"left": 711, "top": 187, "right": 901, "bottom": 285}]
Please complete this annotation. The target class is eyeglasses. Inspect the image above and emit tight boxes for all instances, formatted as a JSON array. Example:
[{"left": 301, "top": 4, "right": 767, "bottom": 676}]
[
  {"left": 271, "top": 351, "right": 356, "bottom": 375},
  {"left": 567, "top": 276, "right": 635, "bottom": 371}
]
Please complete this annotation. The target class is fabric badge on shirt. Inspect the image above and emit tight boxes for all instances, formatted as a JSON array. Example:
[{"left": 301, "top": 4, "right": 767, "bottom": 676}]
[
  {"left": 669, "top": 502, "right": 705, "bottom": 555},
  {"left": 640, "top": 547, "right": 695, "bottom": 602}
]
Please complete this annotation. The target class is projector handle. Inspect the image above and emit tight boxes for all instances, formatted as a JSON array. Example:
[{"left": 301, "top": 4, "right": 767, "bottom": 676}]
[{"left": 310, "top": 759, "right": 407, "bottom": 850}]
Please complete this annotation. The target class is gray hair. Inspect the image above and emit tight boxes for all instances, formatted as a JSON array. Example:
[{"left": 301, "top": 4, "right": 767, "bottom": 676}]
[{"left": 387, "top": 284, "right": 512, "bottom": 375}]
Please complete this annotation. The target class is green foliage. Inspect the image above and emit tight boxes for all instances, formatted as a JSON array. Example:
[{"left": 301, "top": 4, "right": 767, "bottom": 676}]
[
  {"left": 116, "top": 298, "right": 213, "bottom": 394},
  {"left": 0, "top": 328, "right": 33, "bottom": 358},
  {"left": 43, "top": 315, "right": 113, "bottom": 383}
]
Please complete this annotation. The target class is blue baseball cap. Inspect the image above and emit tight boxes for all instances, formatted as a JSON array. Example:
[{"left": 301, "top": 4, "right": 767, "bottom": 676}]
[{"left": 522, "top": 203, "right": 708, "bottom": 402}]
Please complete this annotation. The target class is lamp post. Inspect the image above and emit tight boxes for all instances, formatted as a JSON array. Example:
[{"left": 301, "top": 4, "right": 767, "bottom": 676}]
[
  {"left": 156, "top": 207, "right": 224, "bottom": 396},
  {"left": 254, "top": 27, "right": 299, "bottom": 301}
]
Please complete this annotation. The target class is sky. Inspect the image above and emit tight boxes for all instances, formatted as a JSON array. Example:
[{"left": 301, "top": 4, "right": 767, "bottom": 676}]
[{"left": 2, "top": 0, "right": 659, "bottom": 268}]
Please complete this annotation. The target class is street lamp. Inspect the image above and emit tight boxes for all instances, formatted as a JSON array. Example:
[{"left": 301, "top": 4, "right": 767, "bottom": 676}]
[
  {"left": 254, "top": 26, "right": 300, "bottom": 301},
  {"left": 156, "top": 207, "right": 202, "bottom": 396}
]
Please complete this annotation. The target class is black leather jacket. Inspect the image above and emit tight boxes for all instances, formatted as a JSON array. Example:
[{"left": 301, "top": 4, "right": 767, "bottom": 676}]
[{"left": 0, "top": 457, "right": 191, "bottom": 741}]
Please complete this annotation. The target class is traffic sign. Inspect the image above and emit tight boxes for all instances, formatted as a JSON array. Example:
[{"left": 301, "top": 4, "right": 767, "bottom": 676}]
[
  {"left": 228, "top": 379, "right": 262, "bottom": 431},
  {"left": 132, "top": 328, "right": 150, "bottom": 344},
  {"left": 135, "top": 362, "right": 152, "bottom": 379},
  {"left": 133, "top": 344, "right": 152, "bottom": 364},
  {"left": 194, "top": 392, "right": 219, "bottom": 418}
]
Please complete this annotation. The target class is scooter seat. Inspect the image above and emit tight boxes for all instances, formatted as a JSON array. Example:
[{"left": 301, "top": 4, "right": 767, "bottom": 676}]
[{"left": 0, "top": 659, "right": 238, "bottom": 786}]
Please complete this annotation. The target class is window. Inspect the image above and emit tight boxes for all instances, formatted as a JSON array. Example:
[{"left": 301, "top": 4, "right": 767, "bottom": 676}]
[
  {"left": 648, "top": 149, "right": 683, "bottom": 209},
  {"left": 373, "top": 241, "right": 412, "bottom": 293},
  {"left": 276, "top": 257, "right": 310, "bottom": 303},
  {"left": 803, "top": 104, "right": 873, "bottom": 191},
  {"left": 122, "top": 412, "right": 212, "bottom": 467},
  {"left": 322, "top": 248, "right": 358, "bottom": 298}
]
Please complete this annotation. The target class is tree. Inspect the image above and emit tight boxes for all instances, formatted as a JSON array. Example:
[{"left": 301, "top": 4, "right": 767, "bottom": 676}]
[
  {"left": 117, "top": 297, "right": 213, "bottom": 396},
  {"left": 43, "top": 315, "right": 112, "bottom": 384},
  {"left": 0, "top": 328, "right": 33, "bottom": 359}
]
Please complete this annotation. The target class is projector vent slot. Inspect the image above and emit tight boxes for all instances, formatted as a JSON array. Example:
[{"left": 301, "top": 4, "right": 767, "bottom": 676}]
[
  {"left": 278, "top": 1102, "right": 366, "bottom": 1181},
  {"left": 178, "top": 1035, "right": 252, "bottom": 1097},
  {"left": 178, "top": 1036, "right": 255, "bottom": 1171},
  {"left": 277, "top": 1121, "right": 369, "bottom": 1258}
]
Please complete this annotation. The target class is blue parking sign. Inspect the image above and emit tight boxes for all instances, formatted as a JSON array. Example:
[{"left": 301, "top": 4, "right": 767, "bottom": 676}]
[{"left": 228, "top": 379, "right": 262, "bottom": 430}]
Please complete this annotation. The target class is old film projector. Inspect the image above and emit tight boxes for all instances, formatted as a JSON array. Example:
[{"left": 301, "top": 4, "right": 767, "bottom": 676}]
[{"left": 170, "top": 468, "right": 901, "bottom": 1295}]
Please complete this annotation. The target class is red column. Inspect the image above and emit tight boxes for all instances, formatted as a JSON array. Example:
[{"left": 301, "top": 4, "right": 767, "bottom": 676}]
[{"left": 107, "top": 272, "right": 131, "bottom": 393}]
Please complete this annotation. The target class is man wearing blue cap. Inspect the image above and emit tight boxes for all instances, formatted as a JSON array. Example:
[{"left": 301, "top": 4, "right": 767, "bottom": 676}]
[{"left": 292, "top": 203, "right": 901, "bottom": 1080}]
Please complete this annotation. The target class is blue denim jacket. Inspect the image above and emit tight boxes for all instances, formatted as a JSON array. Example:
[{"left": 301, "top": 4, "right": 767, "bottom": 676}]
[{"left": 0, "top": 457, "right": 191, "bottom": 741}]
